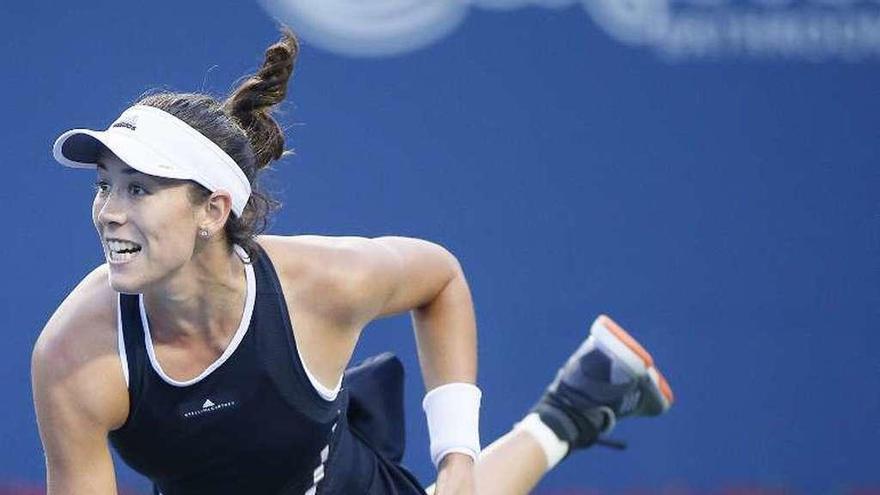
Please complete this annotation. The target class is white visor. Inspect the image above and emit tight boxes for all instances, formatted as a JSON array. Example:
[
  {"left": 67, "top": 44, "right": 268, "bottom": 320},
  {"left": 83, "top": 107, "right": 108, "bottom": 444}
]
[{"left": 53, "top": 105, "right": 252, "bottom": 217}]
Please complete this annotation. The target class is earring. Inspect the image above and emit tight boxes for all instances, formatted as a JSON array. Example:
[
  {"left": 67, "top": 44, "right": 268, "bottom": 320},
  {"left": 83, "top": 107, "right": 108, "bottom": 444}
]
[{"left": 199, "top": 229, "right": 210, "bottom": 239}]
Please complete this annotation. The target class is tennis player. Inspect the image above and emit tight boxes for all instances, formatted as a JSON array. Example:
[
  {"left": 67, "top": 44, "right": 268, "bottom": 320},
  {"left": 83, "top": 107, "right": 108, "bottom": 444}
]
[{"left": 32, "top": 30, "right": 673, "bottom": 495}]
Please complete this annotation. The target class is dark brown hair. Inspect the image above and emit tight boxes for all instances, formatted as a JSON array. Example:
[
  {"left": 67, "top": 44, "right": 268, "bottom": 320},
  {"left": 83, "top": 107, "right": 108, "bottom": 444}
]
[{"left": 137, "top": 28, "right": 299, "bottom": 256}]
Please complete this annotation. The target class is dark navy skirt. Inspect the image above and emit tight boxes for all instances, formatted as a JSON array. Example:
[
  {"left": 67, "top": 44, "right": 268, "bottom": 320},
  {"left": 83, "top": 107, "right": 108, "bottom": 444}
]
[{"left": 318, "top": 353, "right": 428, "bottom": 495}]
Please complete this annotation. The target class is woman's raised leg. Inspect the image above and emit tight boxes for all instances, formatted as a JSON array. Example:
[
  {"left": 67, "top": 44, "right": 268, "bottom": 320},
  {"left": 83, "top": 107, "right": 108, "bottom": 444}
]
[{"left": 428, "top": 315, "right": 675, "bottom": 495}]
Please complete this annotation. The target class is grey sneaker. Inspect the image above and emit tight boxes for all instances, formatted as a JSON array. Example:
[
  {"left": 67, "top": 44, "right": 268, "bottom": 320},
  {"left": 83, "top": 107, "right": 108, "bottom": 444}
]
[{"left": 532, "top": 315, "right": 674, "bottom": 450}]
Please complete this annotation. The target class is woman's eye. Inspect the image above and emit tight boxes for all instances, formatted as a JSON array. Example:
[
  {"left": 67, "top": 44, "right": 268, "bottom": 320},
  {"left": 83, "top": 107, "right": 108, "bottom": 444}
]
[
  {"left": 129, "top": 184, "right": 148, "bottom": 196},
  {"left": 94, "top": 181, "right": 110, "bottom": 194}
]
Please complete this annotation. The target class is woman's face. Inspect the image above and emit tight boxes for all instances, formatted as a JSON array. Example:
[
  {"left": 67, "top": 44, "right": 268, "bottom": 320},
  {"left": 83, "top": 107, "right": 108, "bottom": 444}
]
[{"left": 93, "top": 152, "right": 204, "bottom": 294}]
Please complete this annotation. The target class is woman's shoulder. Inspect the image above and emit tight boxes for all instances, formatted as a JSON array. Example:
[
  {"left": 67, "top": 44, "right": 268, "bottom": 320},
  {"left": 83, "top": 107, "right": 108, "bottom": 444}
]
[
  {"left": 256, "top": 233, "right": 377, "bottom": 256},
  {"left": 255, "top": 234, "right": 391, "bottom": 323},
  {"left": 32, "top": 264, "right": 126, "bottom": 405},
  {"left": 32, "top": 264, "right": 129, "bottom": 433},
  {"left": 36, "top": 264, "right": 118, "bottom": 350},
  {"left": 256, "top": 234, "right": 384, "bottom": 280}
]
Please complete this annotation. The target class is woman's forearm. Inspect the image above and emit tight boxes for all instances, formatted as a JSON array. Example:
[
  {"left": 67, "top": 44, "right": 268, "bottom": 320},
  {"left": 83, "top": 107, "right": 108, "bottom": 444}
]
[{"left": 411, "top": 265, "right": 478, "bottom": 391}]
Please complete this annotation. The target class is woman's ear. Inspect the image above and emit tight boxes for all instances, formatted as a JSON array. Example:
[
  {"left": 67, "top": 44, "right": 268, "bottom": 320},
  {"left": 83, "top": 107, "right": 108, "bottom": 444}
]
[{"left": 201, "top": 190, "right": 233, "bottom": 235}]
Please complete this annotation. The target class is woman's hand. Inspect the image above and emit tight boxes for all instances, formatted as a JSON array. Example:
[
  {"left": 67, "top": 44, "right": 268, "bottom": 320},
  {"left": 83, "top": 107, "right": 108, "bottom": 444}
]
[{"left": 433, "top": 453, "right": 477, "bottom": 495}]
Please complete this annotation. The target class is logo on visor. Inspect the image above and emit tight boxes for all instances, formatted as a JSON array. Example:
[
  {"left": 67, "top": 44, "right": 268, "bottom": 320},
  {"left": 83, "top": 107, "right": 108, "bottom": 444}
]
[{"left": 111, "top": 114, "right": 139, "bottom": 131}]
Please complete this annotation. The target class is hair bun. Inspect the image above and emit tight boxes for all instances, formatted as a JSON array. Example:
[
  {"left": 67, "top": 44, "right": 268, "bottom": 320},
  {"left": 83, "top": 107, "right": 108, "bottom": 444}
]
[{"left": 224, "top": 28, "right": 299, "bottom": 169}]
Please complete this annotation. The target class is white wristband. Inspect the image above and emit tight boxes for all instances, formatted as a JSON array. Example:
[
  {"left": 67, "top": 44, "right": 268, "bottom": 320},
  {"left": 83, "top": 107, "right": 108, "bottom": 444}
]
[{"left": 422, "top": 382, "right": 482, "bottom": 467}]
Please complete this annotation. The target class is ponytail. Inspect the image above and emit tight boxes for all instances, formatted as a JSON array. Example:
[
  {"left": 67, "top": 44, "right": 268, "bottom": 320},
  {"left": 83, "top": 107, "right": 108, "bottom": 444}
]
[
  {"left": 224, "top": 28, "right": 299, "bottom": 170},
  {"left": 135, "top": 28, "right": 300, "bottom": 256}
]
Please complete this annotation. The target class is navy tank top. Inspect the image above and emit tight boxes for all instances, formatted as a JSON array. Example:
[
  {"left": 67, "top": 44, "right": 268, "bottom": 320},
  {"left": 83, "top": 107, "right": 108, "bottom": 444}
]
[
  {"left": 108, "top": 244, "right": 348, "bottom": 494},
  {"left": 109, "top": 244, "right": 427, "bottom": 495}
]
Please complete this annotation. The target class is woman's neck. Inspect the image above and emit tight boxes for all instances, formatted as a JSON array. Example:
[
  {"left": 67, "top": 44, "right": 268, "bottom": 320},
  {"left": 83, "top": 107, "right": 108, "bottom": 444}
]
[{"left": 142, "top": 242, "right": 248, "bottom": 347}]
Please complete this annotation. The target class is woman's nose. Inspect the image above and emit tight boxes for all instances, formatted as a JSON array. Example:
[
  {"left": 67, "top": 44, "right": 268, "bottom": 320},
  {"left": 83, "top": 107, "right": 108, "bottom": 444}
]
[{"left": 96, "top": 191, "right": 127, "bottom": 227}]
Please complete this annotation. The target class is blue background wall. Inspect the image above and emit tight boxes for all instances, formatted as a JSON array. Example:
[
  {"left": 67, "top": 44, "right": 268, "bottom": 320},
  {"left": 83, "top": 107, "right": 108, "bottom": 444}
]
[{"left": 1, "top": 1, "right": 878, "bottom": 493}]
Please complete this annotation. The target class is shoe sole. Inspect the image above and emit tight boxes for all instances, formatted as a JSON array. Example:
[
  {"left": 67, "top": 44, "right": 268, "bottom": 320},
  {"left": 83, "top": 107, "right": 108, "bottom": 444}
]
[{"left": 591, "top": 315, "right": 675, "bottom": 412}]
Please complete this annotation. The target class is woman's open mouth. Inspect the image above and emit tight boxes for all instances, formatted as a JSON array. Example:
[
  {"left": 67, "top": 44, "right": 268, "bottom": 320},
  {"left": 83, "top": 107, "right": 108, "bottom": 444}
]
[{"left": 106, "top": 238, "right": 143, "bottom": 264}]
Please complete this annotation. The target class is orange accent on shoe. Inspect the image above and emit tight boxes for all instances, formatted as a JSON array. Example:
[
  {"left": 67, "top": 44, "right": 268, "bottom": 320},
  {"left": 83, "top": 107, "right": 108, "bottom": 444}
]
[
  {"left": 598, "top": 314, "right": 655, "bottom": 368},
  {"left": 654, "top": 368, "right": 675, "bottom": 404}
]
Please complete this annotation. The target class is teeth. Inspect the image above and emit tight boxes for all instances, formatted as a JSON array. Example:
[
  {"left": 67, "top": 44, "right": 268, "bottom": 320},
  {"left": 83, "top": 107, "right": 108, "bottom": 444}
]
[
  {"left": 105, "top": 239, "right": 142, "bottom": 264},
  {"left": 108, "top": 249, "right": 140, "bottom": 263},
  {"left": 107, "top": 239, "right": 141, "bottom": 253}
]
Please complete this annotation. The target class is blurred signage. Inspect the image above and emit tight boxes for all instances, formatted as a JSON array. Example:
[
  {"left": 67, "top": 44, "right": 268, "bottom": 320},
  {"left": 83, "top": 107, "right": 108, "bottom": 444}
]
[{"left": 260, "top": 0, "right": 880, "bottom": 61}]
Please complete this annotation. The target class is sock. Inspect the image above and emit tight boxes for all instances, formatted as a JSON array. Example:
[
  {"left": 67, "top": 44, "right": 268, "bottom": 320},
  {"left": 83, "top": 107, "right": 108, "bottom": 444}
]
[{"left": 514, "top": 413, "right": 569, "bottom": 470}]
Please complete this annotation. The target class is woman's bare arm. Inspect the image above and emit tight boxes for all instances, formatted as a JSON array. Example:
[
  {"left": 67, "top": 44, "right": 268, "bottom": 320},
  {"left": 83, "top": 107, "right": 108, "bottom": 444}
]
[
  {"left": 32, "top": 266, "right": 129, "bottom": 495},
  {"left": 262, "top": 234, "right": 476, "bottom": 388},
  {"left": 362, "top": 236, "right": 477, "bottom": 390}
]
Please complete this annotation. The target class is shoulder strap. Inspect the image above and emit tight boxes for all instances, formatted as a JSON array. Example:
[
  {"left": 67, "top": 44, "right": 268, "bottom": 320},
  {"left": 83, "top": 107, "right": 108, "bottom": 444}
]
[
  {"left": 117, "top": 293, "right": 147, "bottom": 422},
  {"left": 250, "top": 243, "right": 344, "bottom": 423}
]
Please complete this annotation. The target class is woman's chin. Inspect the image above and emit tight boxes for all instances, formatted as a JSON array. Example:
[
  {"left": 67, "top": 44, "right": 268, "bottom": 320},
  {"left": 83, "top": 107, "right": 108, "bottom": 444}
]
[{"left": 106, "top": 270, "right": 144, "bottom": 295}]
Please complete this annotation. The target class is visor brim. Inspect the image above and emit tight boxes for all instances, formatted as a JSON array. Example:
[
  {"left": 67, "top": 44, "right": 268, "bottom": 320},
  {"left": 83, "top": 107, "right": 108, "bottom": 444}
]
[{"left": 52, "top": 129, "right": 191, "bottom": 181}]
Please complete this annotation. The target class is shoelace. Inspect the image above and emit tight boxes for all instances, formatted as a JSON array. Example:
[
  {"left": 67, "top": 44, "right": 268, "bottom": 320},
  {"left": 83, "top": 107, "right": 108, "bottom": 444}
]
[
  {"left": 595, "top": 437, "right": 627, "bottom": 450},
  {"left": 593, "top": 405, "right": 628, "bottom": 450}
]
